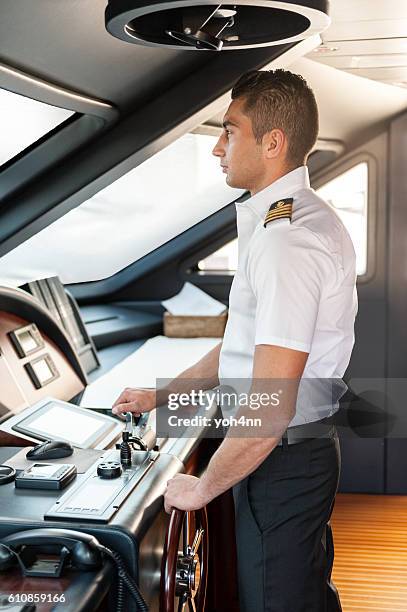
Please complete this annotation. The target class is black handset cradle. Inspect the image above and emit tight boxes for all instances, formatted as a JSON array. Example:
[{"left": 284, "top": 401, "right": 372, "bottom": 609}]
[
  {"left": 0, "top": 528, "right": 149, "bottom": 611},
  {"left": 0, "top": 528, "right": 102, "bottom": 577}
]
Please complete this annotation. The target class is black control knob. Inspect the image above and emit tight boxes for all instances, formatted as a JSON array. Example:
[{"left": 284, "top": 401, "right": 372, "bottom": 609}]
[{"left": 97, "top": 461, "right": 122, "bottom": 479}]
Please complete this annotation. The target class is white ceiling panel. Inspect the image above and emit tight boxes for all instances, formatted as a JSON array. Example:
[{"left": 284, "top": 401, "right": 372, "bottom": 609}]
[
  {"left": 345, "top": 65, "right": 407, "bottom": 82},
  {"left": 308, "top": 1, "right": 407, "bottom": 88},
  {"left": 324, "top": 19, "right": 407, "bottom": 42},
  {"left": 309, "top": 38, "right": 407, "bottom": 58},
  {"left": 315, "top": 54, "right": 407, "bottom": 70},
  {"left": 328, "top": 0, "right": 407, "bottom": 23},
  {"left": 380, "top": 80, "right": 407, "bottom": 88},
  {"left": 325, "top": 0, "right": 407, "bottom": 40}
]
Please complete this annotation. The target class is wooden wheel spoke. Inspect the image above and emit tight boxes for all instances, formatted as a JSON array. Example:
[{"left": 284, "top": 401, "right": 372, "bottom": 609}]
[
  {"left": 188, "top": 598, "right": 197, "bottom": 612},
  {"left": 190, "top": 527, "right": 204, "bottom": 556}
]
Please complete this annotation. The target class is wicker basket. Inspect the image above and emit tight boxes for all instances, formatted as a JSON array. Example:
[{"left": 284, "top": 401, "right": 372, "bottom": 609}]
[{"left": 163, "top": 310, "right": 228, "bottom": 338}]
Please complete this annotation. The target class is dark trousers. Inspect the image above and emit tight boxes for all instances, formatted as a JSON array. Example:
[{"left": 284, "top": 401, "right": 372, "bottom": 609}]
[{"left": 233, "top": 431, "right": 342, "bottom": 612}]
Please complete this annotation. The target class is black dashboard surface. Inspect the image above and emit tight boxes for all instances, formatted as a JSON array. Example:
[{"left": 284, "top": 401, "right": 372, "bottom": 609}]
[{"left": 80, "top": 304, "right": 162, "bottom": 349}]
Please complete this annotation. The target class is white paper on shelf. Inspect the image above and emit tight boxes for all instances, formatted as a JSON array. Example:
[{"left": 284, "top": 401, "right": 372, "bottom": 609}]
[
  {"left": 80, "top": 335, "right": 220, "bottom": 408},
  {"left": 161, "top": 282, "right": 226, "bottom": 316}
]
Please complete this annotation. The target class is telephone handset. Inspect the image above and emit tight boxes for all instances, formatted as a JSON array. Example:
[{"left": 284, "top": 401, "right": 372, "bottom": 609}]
[
  {"left": 0, "top": 528, "right": 102, "bottom": 576},
  {"left": 0, "top": 528, "right": 149, "bottom": 612}
]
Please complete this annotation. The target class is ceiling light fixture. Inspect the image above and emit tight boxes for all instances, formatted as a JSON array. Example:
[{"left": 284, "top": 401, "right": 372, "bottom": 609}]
[{"left": 105, "top": 0, "right": 330, "bottom": 51}]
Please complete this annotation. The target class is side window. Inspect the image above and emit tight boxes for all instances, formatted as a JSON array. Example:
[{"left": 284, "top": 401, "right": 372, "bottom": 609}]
[
  {"left": 317, "top": 162, "right": 368, "bottom": 276},
  {"left": 198, "top": 238, "right": 238, "bottom": 272}
]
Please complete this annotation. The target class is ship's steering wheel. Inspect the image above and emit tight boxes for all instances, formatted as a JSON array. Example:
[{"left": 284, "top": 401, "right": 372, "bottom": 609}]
[{"left": 160, "top": 508, "right": 208, "bottom": 612}]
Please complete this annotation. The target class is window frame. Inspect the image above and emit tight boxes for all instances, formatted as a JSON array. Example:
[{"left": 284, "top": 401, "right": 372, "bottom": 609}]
[{"left": 312, "top": 153, "right": 377, "bottom": 284}]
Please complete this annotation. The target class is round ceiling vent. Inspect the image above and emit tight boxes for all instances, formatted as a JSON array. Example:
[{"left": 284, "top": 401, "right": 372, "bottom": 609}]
[{"left": 105, "top": 0, "right": 330, "bottom": 51}]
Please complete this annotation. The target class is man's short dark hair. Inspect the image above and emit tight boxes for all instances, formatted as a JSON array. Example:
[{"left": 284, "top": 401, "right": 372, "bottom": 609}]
[{"left": 231, "top": 69, "right": 319, "bottom": 166}]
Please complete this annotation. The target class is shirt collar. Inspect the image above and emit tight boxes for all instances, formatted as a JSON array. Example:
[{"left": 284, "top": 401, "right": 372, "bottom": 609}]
[{"left": 240, "top": 166, "right": 310, "bottom": 220}]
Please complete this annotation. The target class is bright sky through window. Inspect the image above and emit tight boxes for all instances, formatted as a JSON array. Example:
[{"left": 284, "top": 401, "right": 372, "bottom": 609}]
[
  {"left": 0, "top": 89, "right": 74, "bottom": 167},
  {"left": 0, "top": 133, "right": 243, "bottom": 285}
]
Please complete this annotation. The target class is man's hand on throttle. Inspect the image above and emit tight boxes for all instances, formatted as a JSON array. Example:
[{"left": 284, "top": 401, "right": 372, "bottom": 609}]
[{"left": 112, "top": 388, "right": 156, "bottom": 417}]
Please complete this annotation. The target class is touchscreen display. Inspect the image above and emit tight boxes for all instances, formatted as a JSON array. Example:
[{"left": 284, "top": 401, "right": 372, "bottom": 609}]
[
  {"left": 31, "top": 358, "right": 53, "bottom": 384},
  {"left": 13, "top": 400, "right": 118, "bottom": 449},
  {"left": 18, "top": 329, "right": 38, "bottom": 353},
  {"left": 27, "top": 404, "right": 106, "bottom": 445}
]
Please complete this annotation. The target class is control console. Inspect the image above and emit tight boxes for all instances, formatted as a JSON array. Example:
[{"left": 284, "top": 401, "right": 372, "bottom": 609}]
[{"left": 45, "top": 448, "right": 157, "bottom": 523}]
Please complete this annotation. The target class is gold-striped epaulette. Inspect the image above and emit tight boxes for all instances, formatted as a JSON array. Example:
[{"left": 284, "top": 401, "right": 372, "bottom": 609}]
[{"left": 263, "top": 197, "right": 293, "bottom": 228}]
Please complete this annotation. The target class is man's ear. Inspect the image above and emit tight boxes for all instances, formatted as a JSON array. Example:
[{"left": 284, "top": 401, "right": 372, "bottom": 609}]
[{"left": 263, "top": 128, "right": 286, "bottom": 160}]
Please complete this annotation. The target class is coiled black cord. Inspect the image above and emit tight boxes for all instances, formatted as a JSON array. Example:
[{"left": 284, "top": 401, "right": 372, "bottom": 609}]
[
  {"left": 116, "top": 567, "right": 126, "bottom": 611},
  {"left": 98, "top": 545, "right": 149, "bottom": 612}
]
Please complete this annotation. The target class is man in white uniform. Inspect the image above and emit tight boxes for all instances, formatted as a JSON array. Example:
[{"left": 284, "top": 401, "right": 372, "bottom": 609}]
[{"left": 113, "top": 69, "right": 358, "bottom": 611}]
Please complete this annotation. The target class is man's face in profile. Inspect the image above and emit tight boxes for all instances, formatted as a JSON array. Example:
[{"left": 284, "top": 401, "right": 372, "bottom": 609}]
[{"left": 212, "top": 98, "right": 265, "bottom": 192}]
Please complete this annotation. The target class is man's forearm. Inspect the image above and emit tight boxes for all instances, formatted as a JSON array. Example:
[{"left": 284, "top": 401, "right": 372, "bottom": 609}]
[
  {"left": 156, "top": 342, "right": 222, "bottom": 406},
  {"left": 197, "top": 434, "right": 280, "bottom": 502}
]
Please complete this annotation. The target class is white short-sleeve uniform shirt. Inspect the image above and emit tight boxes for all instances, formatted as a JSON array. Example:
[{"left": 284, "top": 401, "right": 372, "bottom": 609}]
[{"left": 218, "top": 166, "right": 358, "bottom": 427}]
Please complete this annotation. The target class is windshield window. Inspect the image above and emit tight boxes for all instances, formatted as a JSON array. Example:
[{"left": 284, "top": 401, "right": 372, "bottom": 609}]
[
  {"left": 0, "top": 133, "right": 243, "bottom": 286},
  {"left": 0, "top": 89, "right": 74, "bottom": 167}
]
